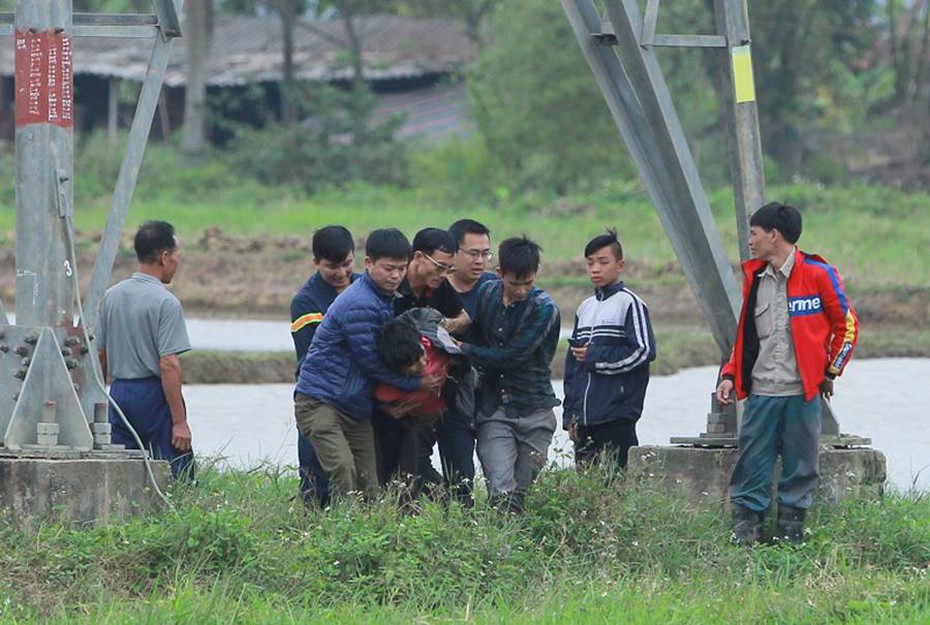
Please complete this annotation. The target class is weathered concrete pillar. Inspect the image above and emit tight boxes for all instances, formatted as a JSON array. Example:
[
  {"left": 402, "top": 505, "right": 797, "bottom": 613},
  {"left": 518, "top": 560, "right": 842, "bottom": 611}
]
[
  {"left": 628, "top": 445, "right": 886, "bottom": 508},
  {"left": 0, "top": 456, "right": 170, "bottom": 530}
]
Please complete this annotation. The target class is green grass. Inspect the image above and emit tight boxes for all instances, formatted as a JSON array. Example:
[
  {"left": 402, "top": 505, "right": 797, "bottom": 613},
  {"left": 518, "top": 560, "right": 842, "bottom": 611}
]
[
  {"left": 0, "top": 467, "right": 926, "bottom": 623},
  {"left": 4, "top": 144, "right": 930, "bottom": 289}
]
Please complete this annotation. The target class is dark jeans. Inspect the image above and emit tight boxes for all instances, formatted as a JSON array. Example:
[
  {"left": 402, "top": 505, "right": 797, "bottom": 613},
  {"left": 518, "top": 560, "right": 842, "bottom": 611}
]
[
  {"left": 374, "top": 410, "right": 442, "bottom": 498},
  {"left": 297, "top": 431, "right": 329, "bottom": 506},
  {"left": 574, "top": 419, "right": 638, "bottom": 471},
  {"left": 109, "top": 377, "right": 195, "bottom": 481},
  {"left": 729, "top": 394, "right": 821, "bottom": 513},
  {"left": 436, "top": 407, "right": 476, "bottom": 506}
]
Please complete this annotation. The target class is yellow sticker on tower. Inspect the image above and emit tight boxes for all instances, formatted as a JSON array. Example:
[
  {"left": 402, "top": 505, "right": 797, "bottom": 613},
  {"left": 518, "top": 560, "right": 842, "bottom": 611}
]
[{"left": 731, "top": 45, "right": 756, "bottom": 103}]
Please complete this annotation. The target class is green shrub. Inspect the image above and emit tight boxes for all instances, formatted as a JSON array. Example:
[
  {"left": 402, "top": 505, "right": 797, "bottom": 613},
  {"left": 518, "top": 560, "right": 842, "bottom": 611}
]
[
  {"left": 408, "top": 134, "right": 507, "bottom": 206},
  {"left": 0, "top": 467, "right": 927, "bottom": 622},
  {"left": 224, "top": 85, "right": 408, "bottom": 193}
]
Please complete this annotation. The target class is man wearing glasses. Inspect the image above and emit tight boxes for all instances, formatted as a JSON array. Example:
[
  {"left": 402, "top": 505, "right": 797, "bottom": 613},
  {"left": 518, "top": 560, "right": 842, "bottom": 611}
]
[
  {"left": 393, "top": 227, "right": 471, "bottom": 334},
  {"left": 439, "top": 219, "right": 499, "bottom": 506},
  {"left": 377, "top": 227, "right": 470, "bottom": 490},
  {"left": 448, "top": 219, "right": 498, "bottom": 323}
]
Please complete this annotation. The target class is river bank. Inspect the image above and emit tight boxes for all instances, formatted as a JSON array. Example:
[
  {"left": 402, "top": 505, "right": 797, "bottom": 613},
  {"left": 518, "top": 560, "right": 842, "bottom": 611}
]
[
  {"left": 180, "top": 320, "right": 929, "bottom": 384},
  {"left": 2, "top": 230, "right": 927, "bottom": 383}
]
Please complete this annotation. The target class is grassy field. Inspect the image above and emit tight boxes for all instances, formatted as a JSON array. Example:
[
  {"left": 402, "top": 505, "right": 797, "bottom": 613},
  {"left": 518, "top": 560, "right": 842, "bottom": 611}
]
[
  {"left": 2, "top": 148, "right": 929, "bottom": 622},
  {"left": 48, "top": 178, "right": 930, "bottom": 289},
  {"left": 3, "top": 151, "right": 930, "bottom": 289},
  {"left": 8, "top": 145, "right": 927, "bottom": 380},
  {"left": 0, "top": 467, "right": 927, "bottom": 623}
]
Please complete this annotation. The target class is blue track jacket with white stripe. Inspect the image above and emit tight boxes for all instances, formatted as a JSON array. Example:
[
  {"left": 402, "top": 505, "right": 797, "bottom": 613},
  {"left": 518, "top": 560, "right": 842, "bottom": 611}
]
[{"left": 562, "top": 281, "right": 656, "bottom": 430}]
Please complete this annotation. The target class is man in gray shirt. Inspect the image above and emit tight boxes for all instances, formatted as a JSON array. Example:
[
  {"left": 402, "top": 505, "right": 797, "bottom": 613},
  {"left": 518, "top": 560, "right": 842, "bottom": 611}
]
[{"left": 97, "top": 220, "right": 193, "bottom": 478}]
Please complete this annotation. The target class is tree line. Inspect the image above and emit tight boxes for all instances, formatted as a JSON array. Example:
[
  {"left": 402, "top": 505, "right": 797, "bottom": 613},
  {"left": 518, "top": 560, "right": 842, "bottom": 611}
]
[{"left": 67, "top": 0, "right": 930, "bottom": 193}]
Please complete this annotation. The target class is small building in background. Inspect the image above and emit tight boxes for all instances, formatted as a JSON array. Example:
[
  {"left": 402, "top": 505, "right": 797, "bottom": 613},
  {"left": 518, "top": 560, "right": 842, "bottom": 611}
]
[{"left": 0, "top": 13, "right": 474, "bottom": 145}]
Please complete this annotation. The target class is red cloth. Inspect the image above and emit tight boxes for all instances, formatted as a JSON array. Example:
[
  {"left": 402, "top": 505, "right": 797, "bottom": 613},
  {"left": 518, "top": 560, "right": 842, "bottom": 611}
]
[{"left": 375, "top": 337, "right": 450, "bottom": 415}]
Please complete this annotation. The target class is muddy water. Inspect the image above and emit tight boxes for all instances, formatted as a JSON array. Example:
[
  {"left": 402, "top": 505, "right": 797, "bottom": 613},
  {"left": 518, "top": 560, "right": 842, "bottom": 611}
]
[{"left": 185, "top": 358, "right": 930, "bottom": 492}]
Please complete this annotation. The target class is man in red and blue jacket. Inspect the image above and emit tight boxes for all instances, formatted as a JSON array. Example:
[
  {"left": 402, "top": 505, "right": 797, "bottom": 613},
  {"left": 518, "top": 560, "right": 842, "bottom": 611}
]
[{"left": 716, "top": 202, "right": 858, "bottom": 546}]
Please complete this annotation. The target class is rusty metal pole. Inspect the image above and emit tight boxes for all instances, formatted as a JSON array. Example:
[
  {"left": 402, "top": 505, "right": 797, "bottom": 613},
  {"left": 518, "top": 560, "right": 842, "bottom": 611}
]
[{"left": 13, "top": 0, "right": 75, "bottom": 328}]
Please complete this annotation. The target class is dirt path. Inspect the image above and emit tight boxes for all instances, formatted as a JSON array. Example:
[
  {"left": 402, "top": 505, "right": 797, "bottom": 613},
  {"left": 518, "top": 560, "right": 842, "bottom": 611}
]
[
  {"left": 2, "top": 230, "right": 927, "bottom": 385},
  {"left": 4, "top": 229, "right": 922, "bottom": 324}
]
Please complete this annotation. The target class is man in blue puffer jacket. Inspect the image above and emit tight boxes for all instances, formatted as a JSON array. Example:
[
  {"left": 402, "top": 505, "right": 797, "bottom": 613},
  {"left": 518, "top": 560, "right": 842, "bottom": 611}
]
[
  {"left": 563, "top": 229, "right": 656, "bottom": 472},
  {"left": 294, "top": 228, "right": 441, "bottom": 501}
]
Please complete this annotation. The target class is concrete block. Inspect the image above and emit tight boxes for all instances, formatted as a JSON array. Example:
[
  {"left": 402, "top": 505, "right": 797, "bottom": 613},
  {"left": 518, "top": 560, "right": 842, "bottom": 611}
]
[
  {"left": 0, "top": 457, "right": 169, "bottom": 530},
  {"left": 36, "top": 423, "right": 60, "bottom": 435},
  {"left": 628, "top": 445, "right": 886, "bottom": 508},
  {"left": 36, "top": 434, "right": 59, "bottom": 446}
]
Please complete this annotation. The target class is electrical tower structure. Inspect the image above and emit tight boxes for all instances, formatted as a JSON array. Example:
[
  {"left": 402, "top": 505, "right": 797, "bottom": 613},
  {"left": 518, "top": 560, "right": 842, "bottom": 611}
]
[
  {"left": 561, "top": 0, "right": 868, "bottom": 447},
  {"left": 0, "top": 0, "right": 184, "bottom": 523}
]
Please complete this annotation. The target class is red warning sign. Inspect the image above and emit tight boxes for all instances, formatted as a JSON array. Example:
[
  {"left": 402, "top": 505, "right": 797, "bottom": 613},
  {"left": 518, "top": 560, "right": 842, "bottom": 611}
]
[{"left": 14, "top": 29, "right": 74, "bottom": 129}]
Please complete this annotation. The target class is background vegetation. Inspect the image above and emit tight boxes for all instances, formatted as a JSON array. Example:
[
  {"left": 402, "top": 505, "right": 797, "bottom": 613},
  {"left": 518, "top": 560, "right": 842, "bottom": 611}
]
[
  {"left": 0, "top": 467, "right": 927, "bottom": 623},
  {"left": 0, "top": 3, "right": 928, "bottom": 622}
]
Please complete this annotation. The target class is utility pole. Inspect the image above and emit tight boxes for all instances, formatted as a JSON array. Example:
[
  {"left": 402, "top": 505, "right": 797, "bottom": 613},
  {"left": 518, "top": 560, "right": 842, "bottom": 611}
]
[{"left": 0, "top": 0, "right": 185, "bottom": 526}]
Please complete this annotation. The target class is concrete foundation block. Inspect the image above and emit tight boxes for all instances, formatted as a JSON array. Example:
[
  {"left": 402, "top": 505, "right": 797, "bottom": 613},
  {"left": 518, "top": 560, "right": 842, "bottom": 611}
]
[
  {"left": 628, "top": 445, "right": 886, "bottom": 508},
  {"left": 0, "top": 457, "right": 170, "bottom": 530},
  {"left": 36, "top": 434, "right": 59, "bottom": 446}
]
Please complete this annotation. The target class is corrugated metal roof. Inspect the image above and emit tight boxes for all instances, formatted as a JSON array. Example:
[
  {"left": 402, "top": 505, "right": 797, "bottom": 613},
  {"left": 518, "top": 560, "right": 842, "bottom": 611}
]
[
  {"left": 371, "top": 83, "right": 474, "bottom": 140},
  {"left": 0, "top": 13, "right": 473, "bottom": 86}
]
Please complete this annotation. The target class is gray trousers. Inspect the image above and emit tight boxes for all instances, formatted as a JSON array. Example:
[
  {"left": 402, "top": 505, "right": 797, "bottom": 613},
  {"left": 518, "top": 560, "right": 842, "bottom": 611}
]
[
  {"left": 476, "top": 407, "right": 556, "bottom": 499},
  {"left": 294, "top": 393, "right": 379, "bottom": 501}
]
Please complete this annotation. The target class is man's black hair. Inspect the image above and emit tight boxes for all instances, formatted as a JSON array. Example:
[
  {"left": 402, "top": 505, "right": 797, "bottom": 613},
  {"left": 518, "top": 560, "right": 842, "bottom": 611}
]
[
  {"left": 584, "top": 227, "right": 624, "bottom": 260},
  {"left": 312, "top": 225, "right": 354, "bottom": 262},
  {"left": 412, "top": 227, "right": 457, "bottom": 255},
  {"left": 377, "top": 317, "right": 424, "bottom": 372},
  {"left": 449, "top": 218, "right": 491, "bottom": 247},
  {"left": 366, "top": 228, "right": 412, "bottom": 262},
  {"left": 750, "top": 202, "right": 802, "bottom": 244},
  {"left": 135, "top": 220, "right": 176, "bottom": 264},
  {"left": 498, "top": 235, "right": 542, "bottom": 278}
]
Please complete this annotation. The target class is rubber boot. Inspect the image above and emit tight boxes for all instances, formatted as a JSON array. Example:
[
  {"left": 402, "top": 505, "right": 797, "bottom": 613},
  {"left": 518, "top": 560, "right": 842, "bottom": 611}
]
[
  {"left": 775, "top": 505, "right": 807, "bottom": 545},
  {"left": 730, "top": 505, "right": 763, "bottom": 547}
]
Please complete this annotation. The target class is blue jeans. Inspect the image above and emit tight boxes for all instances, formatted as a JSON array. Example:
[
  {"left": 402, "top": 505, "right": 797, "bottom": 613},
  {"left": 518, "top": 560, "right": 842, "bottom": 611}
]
[
  {"left": 297, "top": 431, "right": 329, "bottom": 506},
  {"left": 109, "top": 377, "right": 195, "bottom": 481},
  {"left": 729, "top": 394, "right": 821, "bottom": 513}
]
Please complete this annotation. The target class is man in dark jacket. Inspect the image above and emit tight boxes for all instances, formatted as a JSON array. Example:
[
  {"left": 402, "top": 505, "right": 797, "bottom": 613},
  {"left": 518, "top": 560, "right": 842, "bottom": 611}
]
[
  {"left": 459, "top": 236, "right": 561, "bottom": 513},
  {"left": 563, "top": 229, "right": 656, "bottom": 472},
  {"left": 293, "top": 228, "right": 441, "bottom": 501},
  {"left": 439, "top": 219, "right": 499, "bottom": 506},
  {"left": 717, "top": 203, "right": 858, "bottom": 545},
  {"left": 377, "top": 227, "right": 469, "bottom": 490},
  {"left": 290, "top": 225, "right": 359, "bottom": 506}
]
